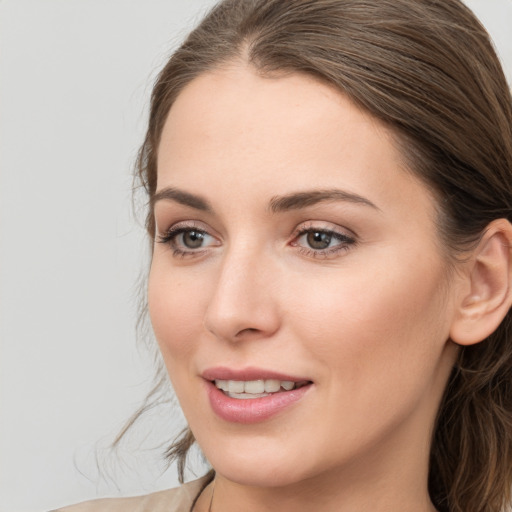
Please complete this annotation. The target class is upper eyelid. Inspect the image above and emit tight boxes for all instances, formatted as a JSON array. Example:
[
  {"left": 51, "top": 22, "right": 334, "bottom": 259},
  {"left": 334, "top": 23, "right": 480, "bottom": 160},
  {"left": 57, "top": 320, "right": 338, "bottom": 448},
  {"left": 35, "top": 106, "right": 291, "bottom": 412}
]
[
  {"left": 293, "top": 228, "right": 356, "bottom": 247},
  {"left": 157, "top": 226, "right": 219, "bottom": 255},
  {"left": 295, "top": 225, "right": 352, "bottom": 236},
  {"left": 157, "top": 219, "right": 212, "bottom": 235},
  {"left": 161, "top": 224, "right": 215, "bottom": 242},
  {"left": 156, "top": 219, "right": 358, "bottom": 243},
  {"left": 293, "top": 220, "right": 357, "bottom": 238}
]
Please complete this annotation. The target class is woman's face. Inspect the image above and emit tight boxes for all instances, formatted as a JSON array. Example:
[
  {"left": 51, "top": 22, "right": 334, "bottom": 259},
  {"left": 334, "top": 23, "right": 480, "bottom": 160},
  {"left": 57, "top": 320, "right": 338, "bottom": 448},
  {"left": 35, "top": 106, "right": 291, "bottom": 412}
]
[{"left": 149, "top": 65, "right": 461, "bottom": 488}]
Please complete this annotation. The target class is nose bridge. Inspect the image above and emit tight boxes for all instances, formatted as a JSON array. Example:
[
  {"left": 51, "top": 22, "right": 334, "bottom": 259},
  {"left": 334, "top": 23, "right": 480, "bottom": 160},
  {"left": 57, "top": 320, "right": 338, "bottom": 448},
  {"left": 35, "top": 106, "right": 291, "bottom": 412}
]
[{"left": 204, "top": 240, "right": 280, "bottom": 341}]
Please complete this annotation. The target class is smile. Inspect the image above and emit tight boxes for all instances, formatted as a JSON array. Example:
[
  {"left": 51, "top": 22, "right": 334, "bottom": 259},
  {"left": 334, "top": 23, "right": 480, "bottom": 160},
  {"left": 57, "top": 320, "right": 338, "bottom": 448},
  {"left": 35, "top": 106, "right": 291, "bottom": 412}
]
[
  {"left": 202, "top": 369, "right": 313, "bottom": 423},
  {"left": 214, "top": 379, "right": 309, "bottom": 399}
]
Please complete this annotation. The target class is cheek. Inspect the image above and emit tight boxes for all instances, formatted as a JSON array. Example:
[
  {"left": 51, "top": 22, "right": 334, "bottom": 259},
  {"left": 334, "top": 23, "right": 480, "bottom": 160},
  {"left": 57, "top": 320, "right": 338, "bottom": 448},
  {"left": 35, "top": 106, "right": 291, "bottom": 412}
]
[
  {"left": 276, "top": 251, "right": 454, "bottom": 466},
  {"left": 148, "top": 261, "right": 207, "bottom": 365},
  {"left": 287, "top": 250, "right": 452, "bottom": 393}
]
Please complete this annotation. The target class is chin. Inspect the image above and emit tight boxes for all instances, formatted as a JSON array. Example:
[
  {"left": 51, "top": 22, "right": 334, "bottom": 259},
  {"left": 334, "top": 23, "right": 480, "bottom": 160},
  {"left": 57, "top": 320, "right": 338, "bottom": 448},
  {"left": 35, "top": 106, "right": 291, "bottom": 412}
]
[
  {"left": 214, "top": 460, "right": 308, "bottom": 488},
  {"left": 198, "top": 434, "right": 313, "bottom": 487}
]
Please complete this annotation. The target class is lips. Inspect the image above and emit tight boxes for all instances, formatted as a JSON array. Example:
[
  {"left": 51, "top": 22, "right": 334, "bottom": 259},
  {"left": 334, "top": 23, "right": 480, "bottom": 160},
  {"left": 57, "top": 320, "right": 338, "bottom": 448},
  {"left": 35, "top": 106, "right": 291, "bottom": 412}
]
[
  {"left": 202, "top": 367, "right": 311, "bottom": 382},
  {"left": 202, "top": 367, "right": 313, "bottom": 423}
]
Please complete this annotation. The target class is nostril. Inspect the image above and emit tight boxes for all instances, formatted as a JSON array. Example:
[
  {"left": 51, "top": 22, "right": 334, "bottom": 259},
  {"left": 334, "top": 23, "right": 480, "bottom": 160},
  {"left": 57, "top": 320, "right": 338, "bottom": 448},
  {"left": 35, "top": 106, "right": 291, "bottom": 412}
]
[{"left": 237, "top": 327, "right": 259, "bottom": 336}]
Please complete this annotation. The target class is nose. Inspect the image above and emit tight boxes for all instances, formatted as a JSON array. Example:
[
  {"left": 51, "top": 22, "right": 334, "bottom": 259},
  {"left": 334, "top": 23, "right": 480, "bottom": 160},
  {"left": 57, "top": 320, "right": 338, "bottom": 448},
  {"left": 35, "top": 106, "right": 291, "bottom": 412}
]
[{"left": 203, "top": 245, "right": 281, "bottom": 343}]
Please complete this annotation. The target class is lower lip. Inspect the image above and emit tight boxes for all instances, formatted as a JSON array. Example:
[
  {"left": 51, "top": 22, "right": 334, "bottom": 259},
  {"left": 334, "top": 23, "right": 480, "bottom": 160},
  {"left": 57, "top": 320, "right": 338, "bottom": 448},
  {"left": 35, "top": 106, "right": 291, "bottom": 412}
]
[{"left": 205, "top": 380, "right": 312, "bottom": 424}]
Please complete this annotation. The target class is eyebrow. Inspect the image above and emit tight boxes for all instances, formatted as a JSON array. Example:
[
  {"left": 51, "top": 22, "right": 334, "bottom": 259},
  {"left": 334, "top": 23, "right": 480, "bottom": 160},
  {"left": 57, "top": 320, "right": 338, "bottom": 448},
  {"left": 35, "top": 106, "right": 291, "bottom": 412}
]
[
  {"left": 152, "top": 186, "right": 379, "bottom": 213},
  {"left": 151, "top": 187, "right": 212, "bottom": 212},
  {"left": 269, "top": 189, "right": 380, "bottom": 213}
]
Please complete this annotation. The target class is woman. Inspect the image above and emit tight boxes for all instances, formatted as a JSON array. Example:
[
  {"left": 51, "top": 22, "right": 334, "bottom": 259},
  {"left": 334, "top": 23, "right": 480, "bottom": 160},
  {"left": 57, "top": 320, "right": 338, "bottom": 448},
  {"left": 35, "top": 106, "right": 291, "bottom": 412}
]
[{"left": 55, "top": 0, "right": 512, "bottom": 511}]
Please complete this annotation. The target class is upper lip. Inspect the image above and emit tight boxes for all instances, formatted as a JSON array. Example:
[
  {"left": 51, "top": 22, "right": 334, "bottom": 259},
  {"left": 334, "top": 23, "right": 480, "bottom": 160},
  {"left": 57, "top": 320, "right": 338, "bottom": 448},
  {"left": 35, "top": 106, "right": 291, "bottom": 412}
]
[{"left": 202, "top": 366, "right": 311, "bottom": 382}]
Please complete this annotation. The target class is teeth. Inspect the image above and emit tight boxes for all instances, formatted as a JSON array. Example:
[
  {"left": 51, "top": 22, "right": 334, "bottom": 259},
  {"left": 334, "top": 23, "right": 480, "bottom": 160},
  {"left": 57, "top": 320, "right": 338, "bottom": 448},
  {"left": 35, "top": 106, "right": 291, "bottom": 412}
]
[
  {"left": 244, "top": 380, "right": 265, "bottom": 394},
  {"left": 227, "top": 392, "right": 269, "bottom": 399},
  {"left": 281, "top": 381, "right": 294, "bottom": 391},
  {"left": 228, "top": 380, "right": 244, "bottom": 393},
  {"left": 264, "top": 379, "right": 281, "bottom": 392},
  {"left": 216, "top": 380, "right": 228, "bottom": 391},
  {"left": 214, "top": 379, "right": 303, "bottom": 396}
]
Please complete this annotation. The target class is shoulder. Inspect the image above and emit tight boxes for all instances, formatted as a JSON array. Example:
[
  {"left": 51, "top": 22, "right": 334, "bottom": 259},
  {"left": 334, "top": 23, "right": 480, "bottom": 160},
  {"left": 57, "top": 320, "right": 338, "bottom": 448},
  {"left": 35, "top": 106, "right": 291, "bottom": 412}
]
[{"left": 50, "top": 476, "right": 211, "bottom": 512}]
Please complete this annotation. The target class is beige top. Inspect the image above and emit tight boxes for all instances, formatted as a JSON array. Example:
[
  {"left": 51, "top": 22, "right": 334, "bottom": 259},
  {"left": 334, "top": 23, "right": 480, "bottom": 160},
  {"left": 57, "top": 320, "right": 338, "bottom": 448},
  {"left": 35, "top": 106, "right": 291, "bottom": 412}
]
[{"left": 51, "top": 476, "right": 211, "bottom": 512}]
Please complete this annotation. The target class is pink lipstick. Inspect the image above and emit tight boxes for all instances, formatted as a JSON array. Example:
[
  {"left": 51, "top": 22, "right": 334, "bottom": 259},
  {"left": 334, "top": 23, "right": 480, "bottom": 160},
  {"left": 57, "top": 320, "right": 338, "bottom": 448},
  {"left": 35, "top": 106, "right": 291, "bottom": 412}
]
[{"left": 202, "top": 367, "right": 313, "bottom": 424}]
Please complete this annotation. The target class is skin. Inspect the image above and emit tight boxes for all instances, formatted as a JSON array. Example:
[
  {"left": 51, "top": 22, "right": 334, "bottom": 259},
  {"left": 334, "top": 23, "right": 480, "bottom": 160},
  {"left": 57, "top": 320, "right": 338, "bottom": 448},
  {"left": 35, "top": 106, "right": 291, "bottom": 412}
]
[{"left": 148, "top": 64, "right": 466, "bottom": 512}]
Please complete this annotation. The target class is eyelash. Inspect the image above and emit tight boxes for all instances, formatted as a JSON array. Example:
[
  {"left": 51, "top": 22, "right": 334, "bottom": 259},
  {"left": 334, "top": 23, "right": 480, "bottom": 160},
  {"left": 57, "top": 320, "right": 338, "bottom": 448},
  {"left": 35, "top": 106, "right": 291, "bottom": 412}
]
[
  {"left": 291, "top": 224, "right": 356, "bottom": 259},
  {"left": 156, "top": 222, "right": 357, "bottom": 260},
  {"left": 157, "top": 223, "right": 212, "bottom": 258}
]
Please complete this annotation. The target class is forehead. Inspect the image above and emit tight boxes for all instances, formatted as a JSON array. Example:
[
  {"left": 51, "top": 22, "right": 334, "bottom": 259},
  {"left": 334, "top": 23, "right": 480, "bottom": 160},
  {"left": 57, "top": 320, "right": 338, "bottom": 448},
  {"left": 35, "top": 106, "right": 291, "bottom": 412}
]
[
  {"left": 158, "top": 64, "right": 384, "bottom": 162},
  {"left": 156, "top": 64, "right": 436, "bottom": 224}
]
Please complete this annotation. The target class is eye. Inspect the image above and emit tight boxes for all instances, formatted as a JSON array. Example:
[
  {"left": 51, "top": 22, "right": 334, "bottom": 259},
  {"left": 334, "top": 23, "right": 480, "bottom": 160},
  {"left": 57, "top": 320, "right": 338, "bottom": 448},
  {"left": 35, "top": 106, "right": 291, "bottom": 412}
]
[
  {"left": 157, "top": 224, "right": 219, "bottom": 257},
  {"left": 303, "top": 231, "right": 336, "bottom": 250},
  {"left": 292, "top": 223, "right": 356, "bottom": 259},
  {"left": 179, "top": 229, "right": 208, "bottom": 249}
]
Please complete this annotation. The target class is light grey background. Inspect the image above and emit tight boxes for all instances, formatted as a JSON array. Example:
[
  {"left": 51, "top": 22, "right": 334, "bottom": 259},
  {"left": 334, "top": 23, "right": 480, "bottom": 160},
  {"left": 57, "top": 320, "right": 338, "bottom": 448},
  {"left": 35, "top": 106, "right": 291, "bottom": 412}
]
[{"left": 1, "top": 1, "right": 511, "bottom": 511}]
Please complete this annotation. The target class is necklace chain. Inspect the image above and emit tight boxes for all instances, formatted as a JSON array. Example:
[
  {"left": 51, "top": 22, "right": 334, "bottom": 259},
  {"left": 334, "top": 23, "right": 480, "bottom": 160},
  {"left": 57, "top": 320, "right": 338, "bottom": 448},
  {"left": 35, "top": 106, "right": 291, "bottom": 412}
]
[{"left": 208, "top": 478, "right": 215, "bottom": 512}]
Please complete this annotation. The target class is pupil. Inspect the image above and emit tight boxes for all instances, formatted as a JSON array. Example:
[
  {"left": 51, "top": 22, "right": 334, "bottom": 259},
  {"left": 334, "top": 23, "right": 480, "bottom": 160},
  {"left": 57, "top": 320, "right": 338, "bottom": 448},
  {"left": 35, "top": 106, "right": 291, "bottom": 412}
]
[
  {"left": 307, "top": 231, "right": 331, "bottom": 250},
  {"left": 183, "top": 231, "right": 204, "bottom": 249}
]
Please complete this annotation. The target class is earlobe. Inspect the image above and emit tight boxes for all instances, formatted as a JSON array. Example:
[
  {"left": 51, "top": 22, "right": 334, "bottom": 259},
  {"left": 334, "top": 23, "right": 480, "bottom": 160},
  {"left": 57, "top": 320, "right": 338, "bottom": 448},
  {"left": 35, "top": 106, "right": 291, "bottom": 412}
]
[{"left": 450, "top": 219, "right": 512, "bottom": 346}]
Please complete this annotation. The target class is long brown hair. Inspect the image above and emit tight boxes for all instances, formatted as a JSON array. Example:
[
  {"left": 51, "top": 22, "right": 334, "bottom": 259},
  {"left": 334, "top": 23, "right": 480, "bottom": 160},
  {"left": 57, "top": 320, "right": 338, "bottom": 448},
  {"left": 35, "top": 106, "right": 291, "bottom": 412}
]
[{"left": 133, "top": 1, "right": 512, "bottom": 510}]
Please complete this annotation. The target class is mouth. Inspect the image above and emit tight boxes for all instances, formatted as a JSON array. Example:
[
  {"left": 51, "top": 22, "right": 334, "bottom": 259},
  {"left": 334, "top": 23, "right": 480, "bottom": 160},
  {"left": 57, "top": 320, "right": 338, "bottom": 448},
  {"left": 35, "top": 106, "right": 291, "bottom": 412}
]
[
  {"left": 213, "top": 378, "right": 311, "bottom": 399},
  {"left": 202, "top": 367, "right": 313, "bottom": 422}
]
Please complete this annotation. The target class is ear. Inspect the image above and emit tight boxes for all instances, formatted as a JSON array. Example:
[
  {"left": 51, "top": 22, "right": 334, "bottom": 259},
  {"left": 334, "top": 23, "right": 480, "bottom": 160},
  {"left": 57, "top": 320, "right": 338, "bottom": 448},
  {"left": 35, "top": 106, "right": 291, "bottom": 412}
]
[{"left": 450, "top": 219, "right": 512, "bottom": 346}]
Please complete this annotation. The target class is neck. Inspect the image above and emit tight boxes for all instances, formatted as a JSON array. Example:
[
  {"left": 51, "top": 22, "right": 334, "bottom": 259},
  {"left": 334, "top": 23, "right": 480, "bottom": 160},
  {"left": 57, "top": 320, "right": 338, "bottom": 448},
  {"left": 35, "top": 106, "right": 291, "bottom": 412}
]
[{"left": 210, "top": 465, "right": 436, "bottom": 512}]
